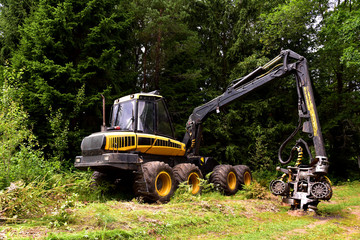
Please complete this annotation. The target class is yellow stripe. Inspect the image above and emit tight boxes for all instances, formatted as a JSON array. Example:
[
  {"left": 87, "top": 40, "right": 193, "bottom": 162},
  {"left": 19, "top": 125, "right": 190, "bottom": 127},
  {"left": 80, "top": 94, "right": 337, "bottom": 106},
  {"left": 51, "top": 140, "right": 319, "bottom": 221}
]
[{"left": 303, "top": 86, "right": 318, "bottom": 136}]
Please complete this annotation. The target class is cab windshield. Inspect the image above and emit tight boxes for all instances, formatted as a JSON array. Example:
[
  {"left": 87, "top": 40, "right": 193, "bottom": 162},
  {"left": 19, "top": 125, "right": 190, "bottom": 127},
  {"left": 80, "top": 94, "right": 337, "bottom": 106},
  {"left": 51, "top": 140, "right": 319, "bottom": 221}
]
[
  {"left": 110, "top": 100, "right": 135, "bottom": 130},
  {"left": 109, "top": 98, "right": 174, "bottom": 137}
]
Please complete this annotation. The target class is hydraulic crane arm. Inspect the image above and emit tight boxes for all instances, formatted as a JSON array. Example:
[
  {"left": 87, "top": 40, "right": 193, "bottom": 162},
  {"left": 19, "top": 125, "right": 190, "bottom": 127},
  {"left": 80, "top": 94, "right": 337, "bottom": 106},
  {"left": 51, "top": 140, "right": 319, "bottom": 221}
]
[{"left": 183, "top": 49, "right": 328, "bottom": 174}]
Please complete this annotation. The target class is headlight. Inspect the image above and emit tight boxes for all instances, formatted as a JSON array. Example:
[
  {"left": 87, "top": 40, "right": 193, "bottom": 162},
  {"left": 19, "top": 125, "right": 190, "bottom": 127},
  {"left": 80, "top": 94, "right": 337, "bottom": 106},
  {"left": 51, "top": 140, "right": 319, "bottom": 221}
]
[
  {"left": 103, "top": 155, "right": 110, "bottom": 161},
  {"left": 75, "top": 157, "right": 81, "bottom": 163}
]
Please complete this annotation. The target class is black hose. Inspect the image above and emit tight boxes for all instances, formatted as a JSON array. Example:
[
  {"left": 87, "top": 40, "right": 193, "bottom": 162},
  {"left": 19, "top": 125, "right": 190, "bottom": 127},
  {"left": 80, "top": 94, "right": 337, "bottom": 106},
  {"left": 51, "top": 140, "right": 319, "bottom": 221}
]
[{"left": 278, "top": 118, "right": 302, "bottom": 164}]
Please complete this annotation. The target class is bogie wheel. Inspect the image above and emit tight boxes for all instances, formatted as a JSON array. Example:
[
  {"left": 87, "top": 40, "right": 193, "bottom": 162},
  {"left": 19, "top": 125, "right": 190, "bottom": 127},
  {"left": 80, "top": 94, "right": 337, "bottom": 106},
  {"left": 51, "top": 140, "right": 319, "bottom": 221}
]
[
  {"left": 210, "top": 165, "right": 238, "bottom": 195},
  {"left": 133, "top": 161, "right": 175, "bottom": 203},
  {"left": 234, "top": 165, "right": 252, "bottom": 189},
  {"left": 173, "top": 163, "right": 203, "bottom": 195}
]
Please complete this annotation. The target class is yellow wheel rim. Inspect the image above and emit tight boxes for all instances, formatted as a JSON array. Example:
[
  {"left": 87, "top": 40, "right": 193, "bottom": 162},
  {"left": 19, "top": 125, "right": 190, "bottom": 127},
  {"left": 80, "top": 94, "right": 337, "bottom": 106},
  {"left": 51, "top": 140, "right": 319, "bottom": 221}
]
[
  {"left": 188, "top": 172, "right": 200, "bottom": 194},
  {"left": 155, "top": 171, "right": 172, "bottom": 197},
  {"left": 244, "top": 171, "right": 251, "bottom": 186},
  {"left": 227, "top": 171, "right": 237, "bottom": 190}
]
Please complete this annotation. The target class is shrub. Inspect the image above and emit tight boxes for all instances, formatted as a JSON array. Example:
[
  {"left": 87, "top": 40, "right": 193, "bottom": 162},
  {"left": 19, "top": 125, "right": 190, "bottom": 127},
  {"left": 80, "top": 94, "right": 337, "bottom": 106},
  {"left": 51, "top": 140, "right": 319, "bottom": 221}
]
[
  {"left": 0, "top": 67, "right": 59, "bottom": 189},
  {"left": 239, "top": 180, "right": 271, "bottom": 200}
]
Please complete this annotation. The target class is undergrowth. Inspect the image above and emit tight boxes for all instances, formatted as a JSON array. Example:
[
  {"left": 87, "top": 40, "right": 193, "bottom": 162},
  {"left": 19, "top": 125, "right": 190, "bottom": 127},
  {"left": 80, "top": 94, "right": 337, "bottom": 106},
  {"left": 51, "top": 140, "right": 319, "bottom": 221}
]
[
  {"left": 0, "top": 171, "right": 97, "bottom": 220},
  {"left": 1, "top": 177, "right": 359, "bottom": 239},
  {"left": 238, "top": 181, "right": 271, "bottom": 200},
  {"left": 171, "top": 172, "right": 270, "bottom": 203},
  {"left": 0, "top": 168, "right": 270, "bottom": 223}
]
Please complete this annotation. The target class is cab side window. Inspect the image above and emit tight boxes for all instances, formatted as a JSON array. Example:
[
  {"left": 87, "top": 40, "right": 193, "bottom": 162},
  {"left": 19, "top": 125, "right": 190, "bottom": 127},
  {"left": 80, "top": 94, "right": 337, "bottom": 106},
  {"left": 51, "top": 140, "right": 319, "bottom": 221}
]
[
  {"left": 157, "top": 100, "right": 173, "bottom": 137},
  {"left": 137, "top": 101, "right": 155, "bottom": 133}
]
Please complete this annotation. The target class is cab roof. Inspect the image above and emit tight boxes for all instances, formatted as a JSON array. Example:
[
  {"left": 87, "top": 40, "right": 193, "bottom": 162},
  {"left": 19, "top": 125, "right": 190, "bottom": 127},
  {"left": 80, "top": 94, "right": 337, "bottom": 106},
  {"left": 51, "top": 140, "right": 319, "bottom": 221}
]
[{"left": 114, "top": 92, "right": 163, "bottom": 104}]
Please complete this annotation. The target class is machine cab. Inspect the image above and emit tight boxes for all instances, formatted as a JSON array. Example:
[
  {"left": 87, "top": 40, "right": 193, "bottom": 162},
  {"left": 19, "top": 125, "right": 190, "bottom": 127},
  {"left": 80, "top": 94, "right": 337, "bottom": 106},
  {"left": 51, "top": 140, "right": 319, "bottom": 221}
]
[
  {"left": 109, "top": 92, "right": 175, "bottom": 139},
  {"left": 79, "top": 92, "right": 185, "bottom": 159}
]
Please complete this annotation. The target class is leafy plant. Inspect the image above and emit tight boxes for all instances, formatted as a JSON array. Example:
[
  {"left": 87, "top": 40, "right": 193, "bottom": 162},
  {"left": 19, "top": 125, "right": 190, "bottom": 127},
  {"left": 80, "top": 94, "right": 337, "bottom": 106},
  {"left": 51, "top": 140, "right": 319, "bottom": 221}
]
[
  {"left": 171, "top": 181, "right": 200, "bottom": 203},
  {"left": 239, "top": 180, "right": 271, "bottom": 200},
  {"left": 172, "top": 173, "right": 215, "bottom": 203}
]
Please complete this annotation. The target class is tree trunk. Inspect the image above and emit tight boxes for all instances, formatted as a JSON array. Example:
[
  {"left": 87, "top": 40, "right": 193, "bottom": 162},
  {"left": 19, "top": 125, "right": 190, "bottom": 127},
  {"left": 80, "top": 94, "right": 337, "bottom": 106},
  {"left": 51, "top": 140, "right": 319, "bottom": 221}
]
[
  {"left": 154, "top": 8, "right": 164, "bottom": 90},
  {"left": 336, "top": 65, "right": 343, "bottom": 94}
]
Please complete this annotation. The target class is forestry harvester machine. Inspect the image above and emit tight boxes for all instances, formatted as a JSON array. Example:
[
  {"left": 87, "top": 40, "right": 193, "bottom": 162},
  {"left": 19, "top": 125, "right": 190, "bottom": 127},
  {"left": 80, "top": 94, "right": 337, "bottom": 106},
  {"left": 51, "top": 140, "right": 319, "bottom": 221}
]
[{"left": 75, "top": 49, "right": 331, "bottom": 210}]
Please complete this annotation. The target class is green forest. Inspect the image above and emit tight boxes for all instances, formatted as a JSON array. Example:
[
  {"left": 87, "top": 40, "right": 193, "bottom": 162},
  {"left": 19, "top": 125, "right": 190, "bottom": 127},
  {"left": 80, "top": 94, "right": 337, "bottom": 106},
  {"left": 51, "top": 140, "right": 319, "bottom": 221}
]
[{"left": 0, "top": 0, "right": 359, "bottom": 190}]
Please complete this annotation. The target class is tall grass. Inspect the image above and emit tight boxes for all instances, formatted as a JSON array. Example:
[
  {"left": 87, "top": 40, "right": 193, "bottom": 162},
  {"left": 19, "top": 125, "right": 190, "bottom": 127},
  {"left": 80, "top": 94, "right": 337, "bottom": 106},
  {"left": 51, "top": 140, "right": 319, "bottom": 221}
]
[{"left": 0, "top": 171, "right": 96, "bottom": 219}]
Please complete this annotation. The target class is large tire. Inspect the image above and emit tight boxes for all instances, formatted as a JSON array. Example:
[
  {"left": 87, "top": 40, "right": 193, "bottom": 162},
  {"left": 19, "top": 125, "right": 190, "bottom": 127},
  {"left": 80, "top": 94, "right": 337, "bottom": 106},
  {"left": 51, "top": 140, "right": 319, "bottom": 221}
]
[
  {"left": 210, "top": 165, "right": 238, "bottom": 195},
  {"left": 133, "top": 161, "right": 175, "bottom": 203},
  {"left": 91, "top": 171, "right": 114, "bottom": 189},
  {"left": 91, "top": 171, "right": 107, "bottom": 184},
  {"left": 234, "top": 165, "right": 252, "bottom": 189},
  {"left": 173, "top": 163, "right": 203, "bottom": 195}
]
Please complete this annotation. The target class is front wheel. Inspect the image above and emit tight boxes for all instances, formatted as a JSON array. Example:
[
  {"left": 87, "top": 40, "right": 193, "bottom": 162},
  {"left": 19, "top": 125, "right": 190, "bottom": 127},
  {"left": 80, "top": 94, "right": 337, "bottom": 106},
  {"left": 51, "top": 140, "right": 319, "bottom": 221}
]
[
  {"left": 210, "top": 165, "right": 238, "bottom": 195},
  {"left": 90, "top": 171, "right": 115, "bottom": 190},
  {"left": 133, "top": 161, "right": 175, "bottom": 203}
]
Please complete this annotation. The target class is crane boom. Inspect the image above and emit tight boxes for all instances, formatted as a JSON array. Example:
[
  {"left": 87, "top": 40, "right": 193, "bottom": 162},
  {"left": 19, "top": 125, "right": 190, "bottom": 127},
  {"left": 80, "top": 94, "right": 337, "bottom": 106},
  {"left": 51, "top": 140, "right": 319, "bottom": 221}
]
[
  {"left": 184, "top": 50, "right": 327, "bottom": 169},
  {"left": 187, "top": 50, "right": 328, "bottom": 164},
  {"left": 183, "top": 49, "right": 330, "bottom": 210}
]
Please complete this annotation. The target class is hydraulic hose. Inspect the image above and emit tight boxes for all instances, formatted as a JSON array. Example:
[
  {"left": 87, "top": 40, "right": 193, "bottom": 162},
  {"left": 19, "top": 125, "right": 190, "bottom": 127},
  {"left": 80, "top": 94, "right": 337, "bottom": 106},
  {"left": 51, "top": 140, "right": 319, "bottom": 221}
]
[{"left": 278, "top": 118, "right": 302, "bottom": 165}]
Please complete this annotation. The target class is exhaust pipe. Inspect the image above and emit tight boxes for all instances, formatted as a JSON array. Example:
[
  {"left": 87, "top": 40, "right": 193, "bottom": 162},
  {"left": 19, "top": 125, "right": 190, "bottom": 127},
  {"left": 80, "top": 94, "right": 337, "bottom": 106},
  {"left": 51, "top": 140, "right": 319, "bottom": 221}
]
[{"left": 101, "top": 94, "right": 106, "bottom": 132}]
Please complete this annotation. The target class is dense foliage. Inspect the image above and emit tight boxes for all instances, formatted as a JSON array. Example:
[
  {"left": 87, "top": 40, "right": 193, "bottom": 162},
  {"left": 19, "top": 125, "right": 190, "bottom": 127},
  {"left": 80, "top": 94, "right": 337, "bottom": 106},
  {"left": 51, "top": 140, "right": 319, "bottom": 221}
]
[{"left": 0, "top": 0, "right": 359, "bottom": 187}]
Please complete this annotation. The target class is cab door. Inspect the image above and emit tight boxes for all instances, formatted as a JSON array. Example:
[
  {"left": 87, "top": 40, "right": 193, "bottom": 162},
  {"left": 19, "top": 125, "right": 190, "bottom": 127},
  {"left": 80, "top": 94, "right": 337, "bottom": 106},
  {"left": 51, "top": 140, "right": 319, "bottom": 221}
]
[
  {"left": 136, "top": 99, "right": 185, "bottom": 156},
  {"left": 155, "top": 99, "right": 174, "bottom": 139}
]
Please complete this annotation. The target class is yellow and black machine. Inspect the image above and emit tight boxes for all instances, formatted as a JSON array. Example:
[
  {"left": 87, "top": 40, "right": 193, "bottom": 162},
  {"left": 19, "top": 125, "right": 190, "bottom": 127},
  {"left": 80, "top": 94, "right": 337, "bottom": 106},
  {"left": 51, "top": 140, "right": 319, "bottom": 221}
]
[{"left": 75, "top": 50, "right": 331, "bottom": 210}]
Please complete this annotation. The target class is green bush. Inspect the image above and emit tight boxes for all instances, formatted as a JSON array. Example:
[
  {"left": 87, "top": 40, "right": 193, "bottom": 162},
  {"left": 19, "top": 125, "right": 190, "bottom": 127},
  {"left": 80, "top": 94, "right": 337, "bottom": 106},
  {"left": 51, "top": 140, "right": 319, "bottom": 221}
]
[{"left": 0, "top": 67, "right": 60, "bottom": 189}]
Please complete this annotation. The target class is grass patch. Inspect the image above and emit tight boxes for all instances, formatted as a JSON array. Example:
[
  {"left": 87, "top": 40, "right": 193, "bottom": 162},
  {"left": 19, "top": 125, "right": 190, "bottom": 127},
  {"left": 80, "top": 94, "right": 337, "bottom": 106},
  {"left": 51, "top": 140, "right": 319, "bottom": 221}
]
[
  {"left": 0, "top": 179, "right": 360, "bottom": 239},
  {"left": 45, "top": 229, "right": 134, "bottom": 240}
]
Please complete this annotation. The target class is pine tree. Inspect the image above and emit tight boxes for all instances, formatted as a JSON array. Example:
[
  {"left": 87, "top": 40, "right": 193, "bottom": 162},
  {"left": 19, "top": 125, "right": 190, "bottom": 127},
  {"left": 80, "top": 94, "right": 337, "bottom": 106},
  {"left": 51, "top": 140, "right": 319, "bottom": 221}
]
[{"left": 9, "top": 0, "right": 134, "bottom": 161}]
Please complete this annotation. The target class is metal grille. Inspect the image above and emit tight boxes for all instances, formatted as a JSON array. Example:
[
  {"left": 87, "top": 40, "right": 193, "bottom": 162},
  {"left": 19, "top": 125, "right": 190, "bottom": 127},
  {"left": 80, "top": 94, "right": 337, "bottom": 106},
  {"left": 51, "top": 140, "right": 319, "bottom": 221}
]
[
  {"left": 154, "top": 139, "right": 181, "bottom": 149},
  {"left": 108, "top": 136, "right": 135, "bottom": 150}
]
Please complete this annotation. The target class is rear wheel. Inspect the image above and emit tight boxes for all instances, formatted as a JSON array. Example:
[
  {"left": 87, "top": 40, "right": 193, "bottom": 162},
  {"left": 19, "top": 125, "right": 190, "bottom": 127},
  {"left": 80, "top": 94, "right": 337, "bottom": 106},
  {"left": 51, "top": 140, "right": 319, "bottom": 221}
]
[
  {"left": 234, "top": 165, "right": 252, "bottom": 189},
  {"left": 133, "top": 161, "right": 175, "bottom": 203},
  {"left": 173, "top": 163, "right": 203, "bottom": 195},
  {"left": 210, "top": 165, "right": 238, "bottom": 195}
]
